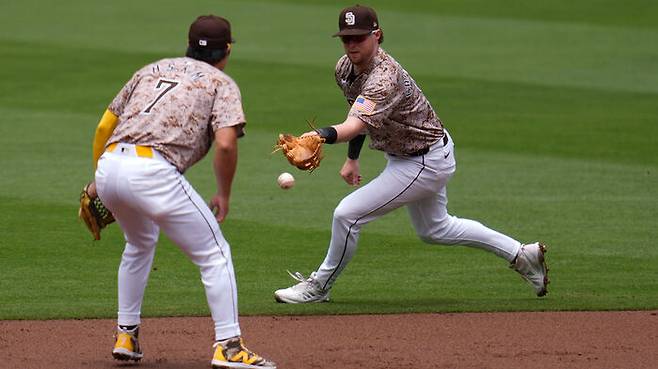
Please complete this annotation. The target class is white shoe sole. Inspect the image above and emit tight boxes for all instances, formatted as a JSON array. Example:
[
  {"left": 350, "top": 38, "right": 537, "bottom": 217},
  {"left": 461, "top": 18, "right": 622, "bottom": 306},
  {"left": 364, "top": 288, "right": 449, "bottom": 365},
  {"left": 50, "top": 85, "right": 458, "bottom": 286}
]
[
  {"left": 112, "top": 348, "right": 143, "bottom": 361},
  {"left": 274, "top": 292, "right": 329, "bottom": 304}
]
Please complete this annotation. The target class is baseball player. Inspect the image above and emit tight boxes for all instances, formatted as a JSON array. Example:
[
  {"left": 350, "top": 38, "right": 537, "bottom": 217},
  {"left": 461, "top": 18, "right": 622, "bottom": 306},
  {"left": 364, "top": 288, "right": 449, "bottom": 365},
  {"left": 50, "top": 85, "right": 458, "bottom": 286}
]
[
  {"left": 274, "top": 5, "right": 549, "bottom": 303},
  {"left": 87, "top": 15, "right": 275, "bottom": 369}
]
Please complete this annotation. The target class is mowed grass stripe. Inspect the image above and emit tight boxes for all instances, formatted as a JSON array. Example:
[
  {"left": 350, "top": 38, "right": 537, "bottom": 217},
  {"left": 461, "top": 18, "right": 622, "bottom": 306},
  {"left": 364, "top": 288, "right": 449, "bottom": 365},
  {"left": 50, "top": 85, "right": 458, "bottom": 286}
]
[
  {"left": 2, "top": 40, "right": 657, "bottom": 167},
  {"left": 276, "top": 0, "right": 658, "bottom": 30},
  {"left": 1, "top": 105, "right": 655, "bottom": 229},
  {"left": 1, "top": 1, "right": 657, "bottom": 93}
]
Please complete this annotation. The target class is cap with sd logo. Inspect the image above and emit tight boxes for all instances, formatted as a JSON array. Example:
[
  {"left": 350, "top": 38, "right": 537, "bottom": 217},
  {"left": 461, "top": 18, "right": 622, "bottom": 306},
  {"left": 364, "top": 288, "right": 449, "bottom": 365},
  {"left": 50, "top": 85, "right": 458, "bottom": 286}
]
[{"left": 332, "top": 5, "right": 382, "bottom": 40}]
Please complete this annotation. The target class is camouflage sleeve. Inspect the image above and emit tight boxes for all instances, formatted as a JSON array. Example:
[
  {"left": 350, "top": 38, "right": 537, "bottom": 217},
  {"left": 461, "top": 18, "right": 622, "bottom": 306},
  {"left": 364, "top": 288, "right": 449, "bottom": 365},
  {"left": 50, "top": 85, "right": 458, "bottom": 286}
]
[
  {"left": 107, "top": 70, "right": 141, "bottom": 117},
  {"left": 334, "top": 56, "right": 353, "bottom": 107},
  {"left": 348, "top": 70, "right": 401, "bottom": 129},
  {"left": 210, "top": 78, "right": 246, "bottom": 137},
  {"left": 335, "top": 55, "right": 348, "bottom": 89}
]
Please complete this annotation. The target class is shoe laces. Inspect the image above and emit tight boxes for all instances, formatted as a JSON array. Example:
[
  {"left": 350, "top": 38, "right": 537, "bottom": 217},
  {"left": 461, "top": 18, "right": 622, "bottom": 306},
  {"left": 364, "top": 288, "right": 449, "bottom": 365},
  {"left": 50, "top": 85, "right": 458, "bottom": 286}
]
[
  {"left": 214, "top": 338, "right": 262, "bottom": 362},
  {"left": 287, "top": 270, "right": 320, "bottom": 286},
  {"left": 287, "top": 270, "right": 311, "bottom": 283},
  {"left": 117, "top": 326, "right": 138, "bottom": 333},
  {"left": 286, "top": 270, "right": 324, "bottom": 293},
  {"left": 115, "top": 326, "right": 139, "bottom": 340}
]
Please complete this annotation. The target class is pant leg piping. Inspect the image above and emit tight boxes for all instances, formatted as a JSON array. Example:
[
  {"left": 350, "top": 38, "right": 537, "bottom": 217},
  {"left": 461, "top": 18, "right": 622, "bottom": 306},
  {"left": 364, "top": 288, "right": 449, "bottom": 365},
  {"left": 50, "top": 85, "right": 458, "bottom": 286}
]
[
  {"left": 176, "top": 177, "right": 238, "bottom": 324},
  {"left": 322, "top": 156, "right": 426, "bottom": 290}
]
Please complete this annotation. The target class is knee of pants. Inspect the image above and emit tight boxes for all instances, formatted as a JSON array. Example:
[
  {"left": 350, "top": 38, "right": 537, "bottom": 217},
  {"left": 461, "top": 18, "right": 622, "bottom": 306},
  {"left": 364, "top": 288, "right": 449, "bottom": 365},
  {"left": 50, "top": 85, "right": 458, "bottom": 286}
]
[
  {"left": 122, "top": 242, "right": 156, "bottom": 258},
  {"left": 417, "top": 216, "right": 460, "bottom": 245},
  {"left": 191, "top": 247, "right": 230, "bottom": 270},
  {"left": 122, "top": 225, "right": 159, "bottom": 250},
  {"left": 333, "top": 201, "right": 358, "bottom": 225}
]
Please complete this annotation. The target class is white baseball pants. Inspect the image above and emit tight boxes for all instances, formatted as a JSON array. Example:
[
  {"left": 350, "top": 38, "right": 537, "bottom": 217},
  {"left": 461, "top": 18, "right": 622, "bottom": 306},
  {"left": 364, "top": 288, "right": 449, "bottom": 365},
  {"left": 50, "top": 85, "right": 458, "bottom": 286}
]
[
  {"left": 95, "top": 143, "right": 240, "bottom": 340},
  {"left": 315, "top": 132, "right": 522, "bottom": 290}
]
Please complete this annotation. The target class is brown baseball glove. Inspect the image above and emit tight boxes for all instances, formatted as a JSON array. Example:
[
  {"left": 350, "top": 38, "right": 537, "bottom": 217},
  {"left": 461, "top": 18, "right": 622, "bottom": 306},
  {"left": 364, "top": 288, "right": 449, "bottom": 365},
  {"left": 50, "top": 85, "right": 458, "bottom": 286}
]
[
  {"left": 78, "top": 183, "right": 115, "bottom": 240},
  {"left": 274, "top": 134, "right": 325, "bottom": 172}
]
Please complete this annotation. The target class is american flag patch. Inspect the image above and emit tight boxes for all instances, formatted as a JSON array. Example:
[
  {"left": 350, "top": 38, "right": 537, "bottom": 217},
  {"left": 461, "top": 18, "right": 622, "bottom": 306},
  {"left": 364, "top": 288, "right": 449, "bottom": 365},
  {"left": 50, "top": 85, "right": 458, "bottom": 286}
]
[{"left": 353, "top": 95, "right": 376, "bottom": 115}]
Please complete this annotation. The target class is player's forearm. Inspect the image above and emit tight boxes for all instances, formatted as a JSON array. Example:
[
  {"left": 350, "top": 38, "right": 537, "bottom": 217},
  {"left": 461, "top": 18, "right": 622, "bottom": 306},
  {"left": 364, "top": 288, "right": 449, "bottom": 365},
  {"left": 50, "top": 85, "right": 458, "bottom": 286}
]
[
  {"left": 335, "top": 116, "right": 367, "bottom": 142},
  {"left": 213, "top": 128, "right": 239, "bottom": 199},
  {"left": 213, "top": 146, "right": 236, "bottom": 200},
  {"left": 92, "top": 109, "right": 119, "bottom": 167},
  {"left": 317, "top": 116, "right": 367, "bottom": 144}
]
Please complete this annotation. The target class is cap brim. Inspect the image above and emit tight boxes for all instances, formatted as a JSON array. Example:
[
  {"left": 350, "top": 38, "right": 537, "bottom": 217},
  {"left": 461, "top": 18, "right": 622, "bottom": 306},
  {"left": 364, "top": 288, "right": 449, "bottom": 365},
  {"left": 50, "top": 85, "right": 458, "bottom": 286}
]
[{"left": 332, "top": 28, "right": 373, "bottom": 37}]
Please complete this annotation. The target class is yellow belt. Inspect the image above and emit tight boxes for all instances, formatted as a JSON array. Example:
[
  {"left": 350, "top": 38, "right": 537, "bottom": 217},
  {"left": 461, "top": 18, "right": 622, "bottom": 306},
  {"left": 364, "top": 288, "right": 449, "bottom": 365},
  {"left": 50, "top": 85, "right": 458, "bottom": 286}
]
[{"left": 106, "top": 143, "right": 154, "bottom": 158}]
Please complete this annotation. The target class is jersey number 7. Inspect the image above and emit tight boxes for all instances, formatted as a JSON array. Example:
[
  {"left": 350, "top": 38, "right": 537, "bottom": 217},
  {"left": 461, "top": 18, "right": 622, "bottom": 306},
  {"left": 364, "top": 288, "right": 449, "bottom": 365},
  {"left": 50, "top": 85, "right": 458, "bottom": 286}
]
[{"left": 143, "top": 79, "right": 179, "bottom": 114}]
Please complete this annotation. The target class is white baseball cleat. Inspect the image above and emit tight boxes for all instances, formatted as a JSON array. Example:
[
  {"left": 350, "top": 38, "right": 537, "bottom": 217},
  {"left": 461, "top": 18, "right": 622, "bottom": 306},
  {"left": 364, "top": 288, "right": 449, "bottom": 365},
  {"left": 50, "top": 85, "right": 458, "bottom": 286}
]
[
  {"left": 511, "top": 242, "right": 549, "bottom": 297},
  {"left": 274, "top": 271, "right": 330, "bottom": 304}
]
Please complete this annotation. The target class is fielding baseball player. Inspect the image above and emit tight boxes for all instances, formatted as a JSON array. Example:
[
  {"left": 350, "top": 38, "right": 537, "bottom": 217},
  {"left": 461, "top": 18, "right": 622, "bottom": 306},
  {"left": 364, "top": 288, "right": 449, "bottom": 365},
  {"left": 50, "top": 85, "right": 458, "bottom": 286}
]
[
  {"left": 87, "top": 15, "right": 275, "bottom": 369},
  {"left": 274, "top": 5, "right": 549, "bottom": 304}
]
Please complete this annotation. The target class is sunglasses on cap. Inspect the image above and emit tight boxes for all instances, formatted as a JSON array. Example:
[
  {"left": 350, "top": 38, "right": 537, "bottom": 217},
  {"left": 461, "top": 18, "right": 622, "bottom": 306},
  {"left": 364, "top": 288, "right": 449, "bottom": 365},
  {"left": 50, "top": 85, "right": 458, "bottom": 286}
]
[{"left": 340, "top": 30, "right": 377, "bottom": 44}]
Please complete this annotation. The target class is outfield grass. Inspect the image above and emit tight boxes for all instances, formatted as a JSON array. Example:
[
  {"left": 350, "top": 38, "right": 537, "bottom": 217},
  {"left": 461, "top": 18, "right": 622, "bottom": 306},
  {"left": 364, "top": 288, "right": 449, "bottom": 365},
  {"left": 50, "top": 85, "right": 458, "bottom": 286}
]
[{"left": 0, "top": 0, "right": 656, "bottom": 320}]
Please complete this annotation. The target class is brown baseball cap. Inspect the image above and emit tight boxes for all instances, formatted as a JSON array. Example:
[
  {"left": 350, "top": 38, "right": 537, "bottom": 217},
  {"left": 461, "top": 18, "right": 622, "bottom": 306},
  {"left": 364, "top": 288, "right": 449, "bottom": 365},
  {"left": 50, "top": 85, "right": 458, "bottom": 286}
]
[
  {"left": 188, "top": 15, "right": 234, "bottom": 50},
  {"left": 332, "top": 5, "right": 380, "bottom": 37}
]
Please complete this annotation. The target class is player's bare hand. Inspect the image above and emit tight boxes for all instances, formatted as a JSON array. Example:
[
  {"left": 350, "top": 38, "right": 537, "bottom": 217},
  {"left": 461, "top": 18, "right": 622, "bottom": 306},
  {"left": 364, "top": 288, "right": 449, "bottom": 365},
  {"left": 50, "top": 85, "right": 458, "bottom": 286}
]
[
  {"left": 340, "top": 158, "right": 362, "bottom": 186},
  {"left": 84, "top": 181, "right": 98, "bottom": 197},
  {"left": 300, "top": 130, "right": 320, "bottom": 138},
  {"left": 209, "top": 195, "right": 230, "bottom": 223}
]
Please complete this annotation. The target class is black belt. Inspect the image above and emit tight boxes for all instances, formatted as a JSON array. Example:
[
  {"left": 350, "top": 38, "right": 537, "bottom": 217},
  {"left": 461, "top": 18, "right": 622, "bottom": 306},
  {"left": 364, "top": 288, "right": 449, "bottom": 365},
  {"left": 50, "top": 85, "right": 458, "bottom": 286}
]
[{"left": 405, "top": 134, "right": 448, "bottom": 157}]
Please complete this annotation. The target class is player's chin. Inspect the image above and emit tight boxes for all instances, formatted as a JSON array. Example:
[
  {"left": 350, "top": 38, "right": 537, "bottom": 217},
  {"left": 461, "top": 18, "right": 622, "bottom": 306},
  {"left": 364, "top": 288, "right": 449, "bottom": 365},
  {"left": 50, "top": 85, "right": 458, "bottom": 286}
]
[{"left": 347, "top": 52, "right": 361, "bottom": 63}]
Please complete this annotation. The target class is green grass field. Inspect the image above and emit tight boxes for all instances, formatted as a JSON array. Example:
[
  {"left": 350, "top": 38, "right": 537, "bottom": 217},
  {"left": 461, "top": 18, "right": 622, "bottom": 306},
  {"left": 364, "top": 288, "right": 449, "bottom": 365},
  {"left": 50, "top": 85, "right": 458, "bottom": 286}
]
[{"left": 1, "top": 0, "right": 656, "bottom": 320}]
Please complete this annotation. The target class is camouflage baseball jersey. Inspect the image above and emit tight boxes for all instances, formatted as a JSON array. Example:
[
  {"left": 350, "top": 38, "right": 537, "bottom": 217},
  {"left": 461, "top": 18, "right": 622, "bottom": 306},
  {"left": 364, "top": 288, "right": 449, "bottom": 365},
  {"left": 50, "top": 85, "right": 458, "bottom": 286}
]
[
  {"left": 335, "top": 48, "right": 444, "bottom": 155},
  {"left": 107, "top": 57, "right": 245, "bottom": 173}
]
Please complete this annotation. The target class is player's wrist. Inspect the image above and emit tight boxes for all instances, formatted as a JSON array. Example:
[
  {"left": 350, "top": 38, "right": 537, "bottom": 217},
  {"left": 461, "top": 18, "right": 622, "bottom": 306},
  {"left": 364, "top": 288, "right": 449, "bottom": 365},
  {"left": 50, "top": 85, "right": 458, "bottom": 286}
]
[{"left": 316, "top": 126, "right": 338, "bottom": 144}]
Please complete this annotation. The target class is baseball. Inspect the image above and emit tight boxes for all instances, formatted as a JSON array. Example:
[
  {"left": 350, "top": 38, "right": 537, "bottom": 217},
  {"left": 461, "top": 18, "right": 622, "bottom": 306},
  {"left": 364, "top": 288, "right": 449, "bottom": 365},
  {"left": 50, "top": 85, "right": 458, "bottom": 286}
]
[{"left": 277, "top": 172, "right": 295, "bottom": 189}]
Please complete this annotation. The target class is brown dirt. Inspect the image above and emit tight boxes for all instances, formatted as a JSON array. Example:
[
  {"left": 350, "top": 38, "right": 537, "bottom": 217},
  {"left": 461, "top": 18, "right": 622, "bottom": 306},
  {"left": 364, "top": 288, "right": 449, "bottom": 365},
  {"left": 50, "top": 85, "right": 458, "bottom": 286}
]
[{"left": 1, "top": 311, "right": 657, "bottom": 369}]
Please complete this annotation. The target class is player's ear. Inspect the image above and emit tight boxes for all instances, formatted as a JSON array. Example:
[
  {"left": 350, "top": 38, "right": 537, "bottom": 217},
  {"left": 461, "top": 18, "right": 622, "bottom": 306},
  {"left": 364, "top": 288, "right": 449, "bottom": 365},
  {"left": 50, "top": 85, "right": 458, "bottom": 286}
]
[{"left": 374, "top": 29, "right": 383, "bottom": 44}]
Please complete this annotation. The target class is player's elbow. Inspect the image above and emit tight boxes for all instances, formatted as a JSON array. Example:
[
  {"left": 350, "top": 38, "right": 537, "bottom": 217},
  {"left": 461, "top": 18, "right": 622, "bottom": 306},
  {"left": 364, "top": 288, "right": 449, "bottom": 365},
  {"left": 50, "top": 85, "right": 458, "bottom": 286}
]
[
  {"left": 214, "top": 126, "right": 239, "bottom": 153},
  {"left": 215, "top": 139, "right": 237, "bottom": 154}
]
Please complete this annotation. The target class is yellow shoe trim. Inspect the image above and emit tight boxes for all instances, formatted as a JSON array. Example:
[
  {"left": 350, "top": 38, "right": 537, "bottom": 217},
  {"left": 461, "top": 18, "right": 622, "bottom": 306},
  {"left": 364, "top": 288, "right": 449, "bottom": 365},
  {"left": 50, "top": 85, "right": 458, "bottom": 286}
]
[
  {"left": 115, "top": 332, "right": 134, "bottom": 351},
  {"left": 213, "top": 345, "right": 228, "bottom": 362},
  {"left": 230, "top": 350, "right": 259, "bottom": 364}
]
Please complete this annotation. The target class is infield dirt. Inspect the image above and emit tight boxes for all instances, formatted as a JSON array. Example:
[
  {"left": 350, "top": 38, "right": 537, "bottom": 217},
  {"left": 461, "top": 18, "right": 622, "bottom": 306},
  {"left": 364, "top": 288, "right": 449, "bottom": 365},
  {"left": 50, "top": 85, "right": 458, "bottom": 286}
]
[{"left": 1, "top": 311, "right": 657, "bottom": 369}]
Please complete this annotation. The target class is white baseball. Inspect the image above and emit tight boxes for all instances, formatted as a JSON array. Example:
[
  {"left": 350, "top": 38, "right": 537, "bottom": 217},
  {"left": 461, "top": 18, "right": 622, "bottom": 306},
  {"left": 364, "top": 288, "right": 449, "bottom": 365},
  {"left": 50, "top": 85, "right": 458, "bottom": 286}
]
[{"left": 277, "top": 172, "right": 295, "bottom": 189}]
